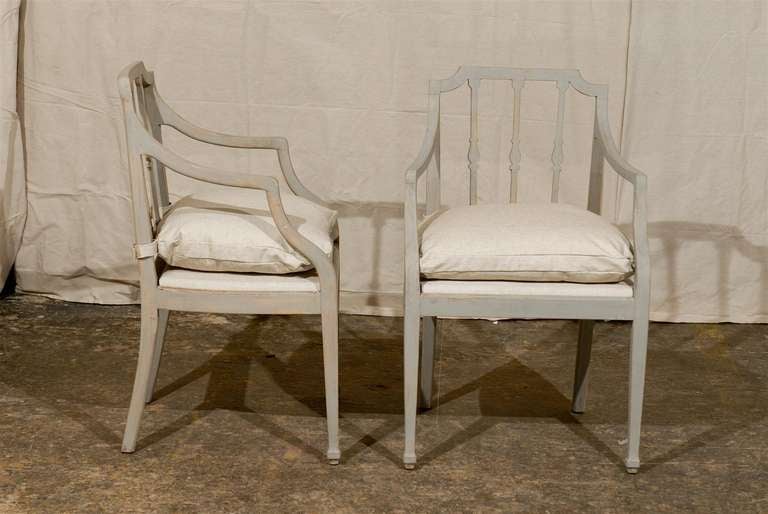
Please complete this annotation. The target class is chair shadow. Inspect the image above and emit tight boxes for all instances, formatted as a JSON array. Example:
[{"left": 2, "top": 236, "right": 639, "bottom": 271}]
[
  {"left": 625, "top": 221, "right": 768, "bottom": 320},
  {"left": 417, "top": 355, "right": 625, "bottom": 469},
  {"left": 140, "top": 315, "right": 325, "bottom": 459},
  {"left": 144, "top": 311, "right": 766, "bottom": 471}
]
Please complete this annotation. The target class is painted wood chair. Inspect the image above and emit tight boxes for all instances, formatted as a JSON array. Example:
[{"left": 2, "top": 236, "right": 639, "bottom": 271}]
[
  {"left": 117, "top": 62, "right": 340, "bottom": 464},
  {"left": 403, "top": 67, "right": 650, "bottom": 473}
]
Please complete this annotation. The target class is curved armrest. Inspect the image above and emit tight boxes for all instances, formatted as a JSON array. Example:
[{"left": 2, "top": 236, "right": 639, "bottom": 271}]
[
  {"left": 594, "top": 96, "right": 646, "bottom": 186},
  {"left": 130, "top": 117, "right": 333, "bottom": 274},
  {"left": 403, "top": 95, "right": 441, "bottom": 294},
  {"left": 405, "top": 94, "right": 440, "bottom": 185},
  {"left": 593, "top": 97, "right": 649, "bottom": 293},
  {"left": 154, "top": 94, "right": 326, "bottom": 206}
]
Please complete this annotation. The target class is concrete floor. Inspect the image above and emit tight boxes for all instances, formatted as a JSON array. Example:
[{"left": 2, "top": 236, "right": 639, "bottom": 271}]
[{"left": 0, "top": 294, "right": 766, "bottom": 512}]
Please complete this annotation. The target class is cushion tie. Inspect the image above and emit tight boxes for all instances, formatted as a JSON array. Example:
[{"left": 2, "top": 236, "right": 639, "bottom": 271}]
[{"left": 133, "top": 241, "right": 158, "bottom": 260}]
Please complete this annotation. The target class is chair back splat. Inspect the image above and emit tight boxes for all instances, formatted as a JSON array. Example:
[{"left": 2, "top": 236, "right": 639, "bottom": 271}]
[{"left": 426, "top": 66, "right": 610, "bottom": 207}]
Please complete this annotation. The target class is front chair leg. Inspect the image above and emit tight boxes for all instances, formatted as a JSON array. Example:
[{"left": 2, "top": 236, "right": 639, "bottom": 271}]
[
  {"left": 122, "top": 305, "right": 160, "bottom": 453},
  {"left": 145, "top": 308, "right": 170, "bottom": 404},
  {"left": 626, "top": 314, "right": 649, "bottom": 473},
  {"left": 419, "top": 316, "right": 436, "bottom": 409},
  {"left": 403, "top": 305, "right": 421, "bottom": 469},
  {"left": 320, "top": 291, "right": 341, "bottom": 464},
  {"left": 571, "top": 320, "right": 594, "bottom": 414}
]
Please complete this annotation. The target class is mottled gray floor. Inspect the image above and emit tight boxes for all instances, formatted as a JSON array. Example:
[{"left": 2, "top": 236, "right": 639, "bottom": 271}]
[{"left": 0, "top": 294, "right": 766, "bottom": 512}]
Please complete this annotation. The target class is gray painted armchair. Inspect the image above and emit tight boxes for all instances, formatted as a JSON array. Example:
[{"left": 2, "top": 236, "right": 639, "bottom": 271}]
[
  {"left": 403, "top": 66, "right": 650, "bottom": 473},
  {"left": 118, "top": 62, "right": 340, "bottom": 464}
]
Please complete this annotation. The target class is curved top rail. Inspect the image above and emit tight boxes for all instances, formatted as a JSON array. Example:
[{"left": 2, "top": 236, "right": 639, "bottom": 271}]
[{"left": 429, "top": 66, "right": 606, "bottom": 97}]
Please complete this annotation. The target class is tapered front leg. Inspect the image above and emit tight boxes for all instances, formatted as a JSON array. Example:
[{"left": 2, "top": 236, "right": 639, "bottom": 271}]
[
  {"left": 145, "top": 309, "right": 170, "bottom": 404},
  {"left": 571, "top": 320, "right": 594, "bottom": 414},
  {"left": 321, "top": 286, "right": 341, "bottom": 464},
  {"left": 122, "top": 305, "right": 159, "bottom": 453},
  {"left": 403, "top": 303, "right": 421, "bottom": 469},
  {"left": 419, "top": 316, "right": 436, "bottom": 409},
  {"left": 626, "top": 315, "right": 649, "bottom": 473}
]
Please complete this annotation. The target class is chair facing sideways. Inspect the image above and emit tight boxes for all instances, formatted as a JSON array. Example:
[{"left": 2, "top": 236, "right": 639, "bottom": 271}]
[
  {"left": 117, "top": 61, "right": 340, "bottom": 464},
  {"left": 403, "top": 67, "right": 650, "bottom": 473}
]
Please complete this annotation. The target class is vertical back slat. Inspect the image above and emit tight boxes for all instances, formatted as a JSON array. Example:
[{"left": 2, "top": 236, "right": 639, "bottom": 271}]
[
  {"left": 144, "top": 85, "right": 171, "bottom": 215},
  {"left": 550, "top": 80, "right": 568, "bottom": 202},
  {"left": 587, "top": 108, "right": 604, "bottom": 214},
  {"left": 135, "top": 80, "right": 162, "bottom": 230},
  {"left": 508, "top": 79, "right": 524, "bottom": 202},
  {"left": 467, "top": 79, "right": 480, "bottom": 205}
]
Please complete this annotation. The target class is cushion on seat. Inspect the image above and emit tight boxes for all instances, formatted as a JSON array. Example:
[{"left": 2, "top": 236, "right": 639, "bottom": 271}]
[
  {"left": 159, "top": 268, "right": 320, "bottom": 293},
  {"left": 421, "top": 279, "right": 633, "bottom": 297},
  {"left": 419, "top": 203, "right": 633, "bottom": 283},
  {"left": 157, "top": 189, "right": 336, "bottom": 274}
]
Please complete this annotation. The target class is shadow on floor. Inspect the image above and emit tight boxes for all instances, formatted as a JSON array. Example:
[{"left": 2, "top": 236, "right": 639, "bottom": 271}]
[{"left": 1, "top": 308, "right": 765, "bottom": 471}]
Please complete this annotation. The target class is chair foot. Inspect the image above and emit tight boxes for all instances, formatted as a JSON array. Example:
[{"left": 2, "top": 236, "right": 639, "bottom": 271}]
[
  {"left": 403, "top": 453, "right": 417, "bottom": 470},
  {"left": 570, "top": 408, "right": 585, "bottom": 415},
  {"left": 121, "top": 444, "right": 136, "bottom": 454},
  {"left": 625, "top": 458, "right": 640, "bottom": 474},
  {"left": 404, "top": 463, "right": 416, "bottom": 470},
  {"left": 327, "top": 449, "right": 341, "bottom": 465}
]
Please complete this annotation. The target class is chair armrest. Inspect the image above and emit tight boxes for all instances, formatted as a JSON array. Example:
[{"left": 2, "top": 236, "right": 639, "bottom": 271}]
[
  {"left": 592, "top": 96, "right": 650, "bottom": 294},
  {"left": 131, "top": 119, "right": 333, "bottom": 275},
  {"left": 594, "top": 97, "right": 646, "bottom": 187},
  {"left": 403, "top": 95, "right": 440, "bottom": 296},
  {"left": 154, "top": 94, "right": 327, "bottom": 207},
  {"left": 629, "top": 173, "right": 650, "bottom": 299}
]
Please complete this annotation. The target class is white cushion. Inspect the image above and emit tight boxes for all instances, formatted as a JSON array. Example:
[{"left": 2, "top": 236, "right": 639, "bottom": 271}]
[
  {"left": 420, "top": 203, "right": 633, "bottom": 283},
  {"left": 421, "top": 279, "right": 633, "bottom": 298},
  {"left": 159, "top": 268, "right": 320, "bottom": 293},
  {"left": 157, "top": 189, "right": 336, "bottom": 274}
]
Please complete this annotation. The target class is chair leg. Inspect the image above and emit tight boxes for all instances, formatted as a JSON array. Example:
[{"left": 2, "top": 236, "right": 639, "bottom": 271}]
[
  {"left": 419, "top": 316, "right": 436, "bottom": 409},
  {"left": 122, "top": 305, "right": 159, "bottom": 453},
  {"left": 321, "top": 295, "right": 341, "bottom": 464},
  {"left": 571, "top": 320, "right": 594, "bottom": 414},
  {"left": 145, "top": 309, "right": 170, "bottom": 404},
  {"left": 403, "top": 304, "right": 421, "bottom": 469},
  {"left": 626, "top": 314, "right": 649, "bottom": 474}
]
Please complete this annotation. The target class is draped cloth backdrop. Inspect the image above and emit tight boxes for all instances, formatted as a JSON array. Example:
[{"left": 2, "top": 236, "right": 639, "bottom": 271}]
[
  {"left": 6, "top": 0, "right": 768, "bottom": 322},
  {"left": 0, "top": 0, "right": 25, "bottom": 290}
]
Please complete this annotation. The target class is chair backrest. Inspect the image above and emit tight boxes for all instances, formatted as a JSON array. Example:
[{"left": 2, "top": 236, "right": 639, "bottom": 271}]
[
  {"left": 427, "top": 66, "right": 609, "bottom": 208},
  {"left": 117, "top": 62, "right": 171, "bottom": 249}
]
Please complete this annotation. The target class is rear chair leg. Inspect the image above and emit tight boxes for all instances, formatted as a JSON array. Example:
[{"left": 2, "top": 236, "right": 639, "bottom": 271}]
[
  {"left": 419, "top": 316, "right": 436, "bottom": 409},
  {"left": 122, "top": 305, "right": 159, "bottom": 453},
  {"left": 571, "top": 320, "right": 594, "bottom": 414}
]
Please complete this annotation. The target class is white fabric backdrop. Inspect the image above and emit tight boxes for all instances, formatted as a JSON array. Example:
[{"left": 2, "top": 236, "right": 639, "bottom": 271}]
[
  {"left": 618, "top": 0, "right": 768, "bottom": 322},
  {"left": 0, "top": 0, "right": 25, "bottom": 289},
  {"left": 10, "top": 0, "right": 768, "bottom": 322}
]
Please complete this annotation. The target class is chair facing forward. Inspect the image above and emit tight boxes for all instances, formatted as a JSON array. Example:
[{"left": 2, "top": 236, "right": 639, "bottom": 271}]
[
  {"left": 403, "top": 67, "right": 650, "bottom": 473},
  {"left": 118, "top": 61, "right": 340, "bottom": 463}
]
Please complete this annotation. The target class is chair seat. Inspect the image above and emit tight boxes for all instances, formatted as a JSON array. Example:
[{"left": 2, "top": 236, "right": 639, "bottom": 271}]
[
  {"left": 421, "top": 279, "right": 633, "bottom": 297},
  {"left": 157, "top": 188, "right": 337, "bottom": 274},
  {"left": 159, "top": 268, "right": 320, "bottom": 293},
  {"left": 420, "top": 203, "right": 633, "bottom": 283}
]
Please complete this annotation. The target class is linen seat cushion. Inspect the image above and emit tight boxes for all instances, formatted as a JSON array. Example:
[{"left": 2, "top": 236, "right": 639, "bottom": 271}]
[
  {"left": 159, "top": 268, "right": 320, "bottom": 293},
  {"left": 419, "top": 203, "right": 633, "bottom": 283},
  {"left": 157, "top": 188, "right": 337, "bottom": 274}
]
